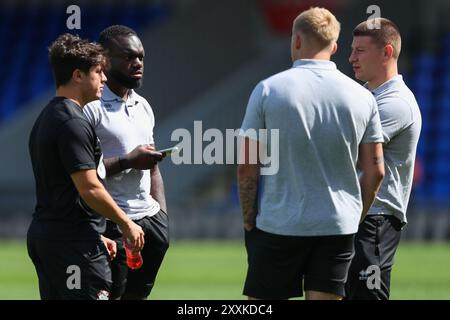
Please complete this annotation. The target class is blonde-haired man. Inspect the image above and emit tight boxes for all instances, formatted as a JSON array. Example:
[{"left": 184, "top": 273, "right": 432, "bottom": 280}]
[
  {"left": 291, "top": 6, "right": 340, "bottom": 52},
  {"left": 238, "top": 7, "right": 385, "bottom": 300},
  {"left": 346, "top": 18, "right": 421, "bottom": 300}
]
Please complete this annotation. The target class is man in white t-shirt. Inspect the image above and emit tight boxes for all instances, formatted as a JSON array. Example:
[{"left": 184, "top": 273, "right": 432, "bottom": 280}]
[{"left": 84, "top": 25, "right": 168, "bottom": 300}]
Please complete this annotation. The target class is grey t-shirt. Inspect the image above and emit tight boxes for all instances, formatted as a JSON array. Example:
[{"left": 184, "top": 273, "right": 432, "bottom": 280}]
[
  {"left": 240, "top": 59, "right": 383, "bottom": 236},
  {"left": 84, "top": 85, "right": 160, "bottom": 220},
  {"left": 366, "top": 75, "right": 422, "bottom": 225}
]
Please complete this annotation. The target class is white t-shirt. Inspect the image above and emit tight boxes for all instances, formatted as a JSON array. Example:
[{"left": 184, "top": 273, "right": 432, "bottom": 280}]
[{"left": 84, "top": 85, "right": 160, "bottom": 220}]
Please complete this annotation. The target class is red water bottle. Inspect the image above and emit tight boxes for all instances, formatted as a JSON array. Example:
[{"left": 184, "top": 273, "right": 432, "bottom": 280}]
[{"left": 123, "top": 239, "right": 143, "bottom": 270}]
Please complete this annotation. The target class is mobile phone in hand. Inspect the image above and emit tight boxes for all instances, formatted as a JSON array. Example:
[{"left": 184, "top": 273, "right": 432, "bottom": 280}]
[{"left": 157, "top": 146, "right": 179, "bottom": 157}]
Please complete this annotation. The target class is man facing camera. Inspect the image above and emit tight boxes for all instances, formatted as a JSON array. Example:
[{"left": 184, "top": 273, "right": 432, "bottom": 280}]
[{"left": 84, "top": 25, "right": 169, "bottom": 300}]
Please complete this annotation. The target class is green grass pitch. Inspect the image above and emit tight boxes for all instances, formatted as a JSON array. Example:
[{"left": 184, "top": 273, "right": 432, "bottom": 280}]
[{"left": 0, "top": 240, "right": 449, "bottom": 300}]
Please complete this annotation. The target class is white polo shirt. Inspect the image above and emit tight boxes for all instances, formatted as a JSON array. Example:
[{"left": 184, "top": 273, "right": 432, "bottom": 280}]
[
  {"left": 366, "top": 75, "right": 422, "bottom": 225},
  {"left": 84, "top": 85, "right": 160, "bottom": 220},
  {"left": 240, "top": 59, "right": 384, "bottom": 236}
]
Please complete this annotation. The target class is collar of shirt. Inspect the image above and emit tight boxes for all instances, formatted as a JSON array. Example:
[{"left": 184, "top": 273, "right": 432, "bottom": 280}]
[
  {"left": 292, "top": 59, "right": 337, "bottom": 70},
  {"left": 101, "top": 84, "right": 139, "bottom": 106},
  {"left": 366, "top": 74, "right": 403, "bottom": 95}
]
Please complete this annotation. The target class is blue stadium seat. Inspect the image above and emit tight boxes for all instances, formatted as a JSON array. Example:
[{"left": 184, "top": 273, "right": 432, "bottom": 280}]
[
  {"left": 415, "top": 92, "right": 432, "bottom": 112},
  {"left": 436, "top": 153, "right": 450, "bottom": 167},
  {"left": 417, "top": 141, "right": 427, "bottom": 156},
  {"left": 442, "top": 34, "right": 450, "bottom": 51},
  {"left": 412, "top": 74, "right": 434, "bottom": 92},
  {"left": 0, "top": 3, "right": 171, "bottom": 124},
  {"left": 442, "top": 55, "right": 450, "bottom": 71},
  {"left": 432, "top": 180, "right": 450, "bottom": 199},
  {"left": 440, "top": 75, "right": 450, "bottom": 90},
  {"left": 414, "top": 185, "right": 428, "bottom": 200},
  {"left": 437, "top": 94, "right": 450, "bottom": 111},
  {"left": 414, "top": 54, "right": 436, "bottom": 74},
  {"left": 404, "top": 45, "right": 450, "bottom": 202},
  {"left": 435, "top": 137, "right": 450, "bottom": 154}
]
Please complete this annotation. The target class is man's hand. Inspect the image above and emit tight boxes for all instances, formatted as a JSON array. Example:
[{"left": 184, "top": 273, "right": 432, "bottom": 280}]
[
  {"left": 120, "top": 221, "right": 145, "bottom": 253},
  {"left": 244, "top": 222, "right": 255, "bottom": 232},
  {"left": 122, "top": 145, "right": 164, "bottom": 170},
  {"left": 101, "top": 235, "right": 117, "bottom": 260}
]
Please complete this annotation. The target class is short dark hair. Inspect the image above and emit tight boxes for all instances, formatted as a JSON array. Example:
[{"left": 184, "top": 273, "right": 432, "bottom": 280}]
[
  {"left": 99, "top": 25, "right": 138, "bottom": 50},
  {"left": 353, "top": 18, "right": 402, "bottom": 59},
  {"left": 48, "top": 33, "right": 105, "bottom": 88}
]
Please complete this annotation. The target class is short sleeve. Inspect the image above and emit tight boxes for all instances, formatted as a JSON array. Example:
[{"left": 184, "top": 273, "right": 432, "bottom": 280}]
[
  {"left": 83, "top": 101, "right": 101, "bottom": 128},
  {"left": 145, "top": 101, "right": 155, "bottom": 145},
  {"left": 239, "top": 82, "right": 267, "bottom": 141},
  {"left": 57, "top": 118, "right": 97, "bottom": 174},
  {"left": 377, "top": 97, "right": 414, "bottom": 144},
  {"left": 361, "top": 98, "right": 384, "bottom": 144}
]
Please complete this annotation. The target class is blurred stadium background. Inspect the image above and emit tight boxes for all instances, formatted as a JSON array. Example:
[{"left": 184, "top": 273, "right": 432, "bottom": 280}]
[{"left": 0, "top": 0, "right": 449, "bottom": 299}]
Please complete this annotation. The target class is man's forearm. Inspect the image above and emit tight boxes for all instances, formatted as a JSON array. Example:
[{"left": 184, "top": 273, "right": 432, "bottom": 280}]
[
  {"left": 238, "top": 165, "right": 259, "bottom": 229},
  {"left": 103, "top": 156, "right": 126, "bottom": 177},
  {"left": 359, "top": 173, "right": 383, "bottom": 222},
  {"left": 103, "top": 145, "right": 164, "bottom": 177},
  {"left": 358, "top": 143, "right": 385, "bottom": 223},
  {"left": 151, "top": 164, "right": 167, "bottom": 213},
  {"left": 79, "top": 183, "right": 132, "bottom": 229},
  {"left": 71, "top": 169, "right": 144, "bottom": 251}
]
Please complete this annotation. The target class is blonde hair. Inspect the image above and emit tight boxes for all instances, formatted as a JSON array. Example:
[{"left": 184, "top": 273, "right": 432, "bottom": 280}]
[{"left": 293, "top": 7, "right": 341, "bottom": 49}]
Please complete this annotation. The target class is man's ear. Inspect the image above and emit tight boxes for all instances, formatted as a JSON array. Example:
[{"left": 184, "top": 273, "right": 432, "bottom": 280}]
[
  {"left": 295, "top": 33, "right": 302, "bottom": 50},
  {"left": 72, "top": 69, "right": 83, "bottom": 84},
  {"left": 104, "top": 57, "right": 112, "bottom": 72},
  {"left": 331, "top": 42, "right": 338, "bottom": 55},
  {"left": 384, "top": 44, "right": 394, "bottom": 60}
]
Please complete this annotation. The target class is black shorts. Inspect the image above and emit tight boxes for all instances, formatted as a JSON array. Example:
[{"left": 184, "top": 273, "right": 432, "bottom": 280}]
[
  {"left": 243, "top": 227, "right": 355, "bottom": 299},
  {"left": 345, "top": 215, "right": 402, "bottom": 300},
  {"left": 104, "top": 210, "right": 169, "bottom": 299},
  {"left": 27, "top": 237, "right": 112, "bottom": 300}
]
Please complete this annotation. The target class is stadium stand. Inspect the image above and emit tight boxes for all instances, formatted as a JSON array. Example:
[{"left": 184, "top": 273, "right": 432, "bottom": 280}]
[
  {"left": 0, "top": 0, "right": 449, "bottom": 239},
  {"left": 0, "top": 1, "right": 170, "bottom": 122},
  {"left": 407, "top": 34, "right": 450, "bottom": 204}
]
